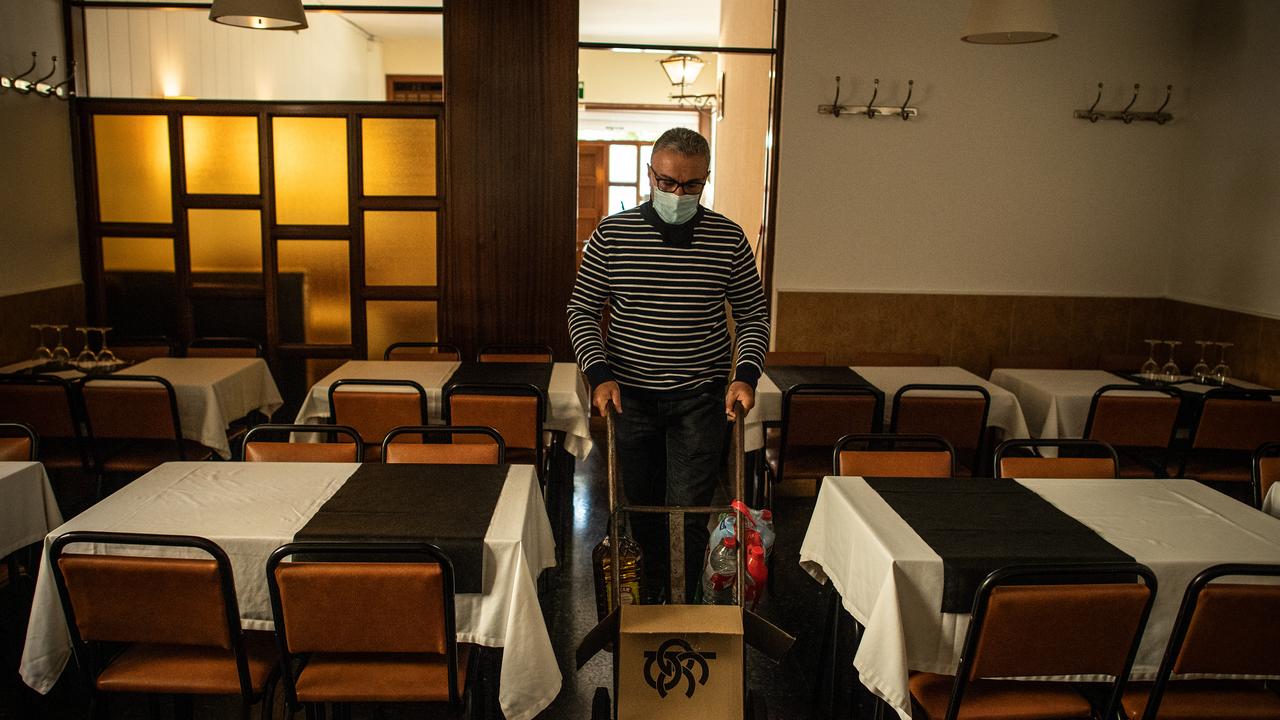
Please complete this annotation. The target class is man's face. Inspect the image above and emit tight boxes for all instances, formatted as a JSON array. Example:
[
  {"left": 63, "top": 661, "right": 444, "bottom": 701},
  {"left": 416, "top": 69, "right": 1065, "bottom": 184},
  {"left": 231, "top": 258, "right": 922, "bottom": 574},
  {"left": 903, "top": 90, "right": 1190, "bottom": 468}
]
[{"left": 648, "top": 149, "right": 710, "bottom": 197}]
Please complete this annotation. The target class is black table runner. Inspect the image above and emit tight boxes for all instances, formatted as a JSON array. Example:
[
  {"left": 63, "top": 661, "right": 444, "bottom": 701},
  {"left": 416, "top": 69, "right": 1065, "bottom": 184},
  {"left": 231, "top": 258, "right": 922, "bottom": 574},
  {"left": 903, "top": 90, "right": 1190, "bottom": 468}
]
[
  {"left": 446, "top": 362, "right": 553, "bottom": 395},
  {"left": 865, "top": 477, "right": 1134, "bottom": 613},
  {"left": 765, "top": 365, "right": 877, "bottom": 394},
  {"left": 293, "top": 463, "right": 509, "bottom": 593}
]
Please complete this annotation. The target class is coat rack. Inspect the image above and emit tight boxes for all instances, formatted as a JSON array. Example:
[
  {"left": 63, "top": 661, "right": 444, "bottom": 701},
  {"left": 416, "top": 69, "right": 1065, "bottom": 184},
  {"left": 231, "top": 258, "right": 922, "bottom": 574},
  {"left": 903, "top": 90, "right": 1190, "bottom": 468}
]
[
  {"left": 0, "top": 52, "right": 76, "bottom": 99},
  {"left": 1074, "top": 83, "right": 1172, "bottom": 124},
  {"left": 818, "top": 76, "right": 918, "bottom": 120}
]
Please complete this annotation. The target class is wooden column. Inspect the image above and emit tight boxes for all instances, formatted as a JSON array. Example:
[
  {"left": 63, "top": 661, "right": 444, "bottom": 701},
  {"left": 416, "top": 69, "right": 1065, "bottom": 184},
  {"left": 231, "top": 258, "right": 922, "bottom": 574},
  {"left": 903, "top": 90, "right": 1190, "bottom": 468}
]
[{"left": 443, "top": 0, "right": 579, "bottom": 359}]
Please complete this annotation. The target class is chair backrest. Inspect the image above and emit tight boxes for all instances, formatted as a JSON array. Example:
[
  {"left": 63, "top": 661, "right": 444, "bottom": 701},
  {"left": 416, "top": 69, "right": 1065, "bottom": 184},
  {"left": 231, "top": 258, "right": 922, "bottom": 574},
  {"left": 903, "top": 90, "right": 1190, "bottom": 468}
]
[
  {"left": 1139, "top": 563, "right": 1280, "bottom": 720},
  {"left": 384, "top": 342, "right": 462, "bottom": 362},
  {"left": 0, "top": 422, "right": 38, "bottom": 461},
  {"left": 81, "top": 375, "right": 182, "bottom": 442},
  {"left": 1084, "top": 385, "right": 1181, "bottom": 449},
  {"left": 832, "top": 433, "right": 955, "bottom": 477},
  {"left": 111, "top": 336, "right": 176, "bottom": 361},
  {"left": 240, "top": 424, "right": 363, "bottom": 463},
  {"left": 990, "top": 353, "right": 1070, "bottom": 370},
  {"left": 891, "top": 384, "right": 991, "bottom": 453},
  {"left": 764, "top": 351, "right": 827, "bottom": 366},
  {"left": 849, "top": 351, "right": 939, "bottom": 367},
  {"left": 0, "top": 375, "right": 83, "bottom": 440},
  {"left": 1254, "top": 442, "right": 1280, "bottom": 509},
  {"left": 267, "top": 541, "right": 463, "bottom": 707},
  {"left": 993, "top": 439, "right": 1119, "bottom": 479},
  {"left": 328, "top": 379, "right": 428, "bottom": 453},
  {"left": 951, "top": 563, "right": 1157, "bottom": 720},
  {"left": 1192, "top": 391, "right": 1280, "bottom": 451},
  {"left": 382, "top": 425, "right": 506, "bottom": 464},
  {"left": 49, "top": 531, "right": 254, "bottom": 697},
  {"left": 782, "top": 384, "right": 883, "bottom": 449},
  {"left": 444, "top": 383, "right": 544, "bottom": 452},
  {"left": 185, "top": 337, "right": 263, "bottom": 358},
  {"left": 475, "top": 343, "right": 554, "bottom": 363}
]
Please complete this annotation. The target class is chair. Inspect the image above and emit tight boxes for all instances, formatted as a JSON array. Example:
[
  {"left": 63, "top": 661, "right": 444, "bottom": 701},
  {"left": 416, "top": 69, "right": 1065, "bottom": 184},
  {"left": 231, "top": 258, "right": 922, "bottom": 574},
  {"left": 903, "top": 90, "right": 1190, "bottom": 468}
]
[
  {"left": 385, "top": 342, "right": 463, "bottom": 362},
  {"left": 832, "top": 433, "right": 955, "bottom": 477},
  {"left": 990, "top": 353, "right": 1071, "bottom": 370},
  {"left": 444, "top": 383, "right": 546, "bottom": 475},
  {"left": 110, "top": 336, "right": 177, "bottom": 362},
  {"left": 1182, "top": 390, "right": 1280, "bottom": 486},
  {"left": 328, "top": 379, "right": 429, "bottom": 462},
  {"left": 0, "top": 375, "right": 89, "bottom": 472},
  {"left": 266, "top": 542, "right": 474, "bottom": 716},
  {"left": 186, "top": 337, "right": 263, "bottom": 358},
  {"left": 475, "top": 343, "right": 554, "bottom": 363},
  {"left": 850, "top": 351, "right": 940, "bottom": 367},
  {"left": 1121, "top": 563, "right": 1280, "bottom": 720},
  {"left": 764, "top": 384, "right": 883, "bottom": 501},
  {"left": 1083, "top": 385, "right": 1181, "bottom": 478},
  {"left": 993, "top": 439, "right": 1119, "bottom": 479},
  {"left": 891, "top": 384, "right": 990, "bottom": 476},
  {"left": 0, "top": 422, "right": 38, "bottom": 461},
  {"left": 49, "top": 531, "right": 279, "bottom": 720},
  {"left": 80, "top": 375, "right": 215, "bottom": 481},
  {"left": 1255, "top": 441, "right": 1280, "bottom": 511},
  {"left": 382, "top": 426, "right": 506, "bottom": 465},
  {"left": 909, "top": 563, "right": 1158, "bottom": 720},
  {"left": 764, "top": 351, "right": 828, "bottom": 366},
  {"left": 240, "top": 424, "right": 363, "bottom": 463}
]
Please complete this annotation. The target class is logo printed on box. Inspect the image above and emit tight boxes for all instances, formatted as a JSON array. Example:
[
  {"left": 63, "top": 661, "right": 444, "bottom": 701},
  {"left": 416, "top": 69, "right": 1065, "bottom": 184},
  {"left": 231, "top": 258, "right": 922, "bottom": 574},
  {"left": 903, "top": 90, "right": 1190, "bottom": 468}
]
[{"left": 642, "top": 638, "right": 718, "bottom": 699}]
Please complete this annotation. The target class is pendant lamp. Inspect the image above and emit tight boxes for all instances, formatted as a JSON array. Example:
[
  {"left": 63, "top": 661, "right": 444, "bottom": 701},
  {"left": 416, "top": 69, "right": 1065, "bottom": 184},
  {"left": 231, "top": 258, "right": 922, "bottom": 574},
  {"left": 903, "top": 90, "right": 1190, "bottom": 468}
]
[
  {"left": 961, "top": 0, "right": 1058, "bottom": 44},
  {"left": 210, "top": 0, "right": 308, "bottom": 30}
]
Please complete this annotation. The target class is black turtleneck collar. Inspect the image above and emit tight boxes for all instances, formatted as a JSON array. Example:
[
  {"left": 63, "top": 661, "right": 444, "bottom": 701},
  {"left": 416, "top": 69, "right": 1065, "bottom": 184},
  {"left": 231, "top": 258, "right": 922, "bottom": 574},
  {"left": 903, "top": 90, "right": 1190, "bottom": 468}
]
[{"left": 638, "top": 201, "right": 705, "bottom": 247}]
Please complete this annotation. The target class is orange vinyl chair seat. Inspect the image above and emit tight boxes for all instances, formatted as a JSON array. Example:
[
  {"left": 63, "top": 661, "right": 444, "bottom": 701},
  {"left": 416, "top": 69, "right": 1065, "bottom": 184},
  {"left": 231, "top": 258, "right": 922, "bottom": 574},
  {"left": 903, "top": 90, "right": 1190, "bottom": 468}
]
[
  {"left": 909, "top": 673, "right": 1094, "bottom": 720},
  {"left": 1122, "top": 681, "right": 1280, "bottom": 720},
  {"left": 293, "top": 648, "right": 471, "bottom": 703},
  {"left": 385, "top": 443, "right": 501, "bottom": 465},
  {"left": 478, "top": 353, "right": 550, "bottom": 363},
  {"left": 0, "top": 437, "right": 33, "bottom": 461},
  {"left": 837, "top": 450, "right": 954, "bottom": 478},
  {"left": 244, "top": 442, "right": 361, "bottom": 463},
  {"left": 0, "top": 377, "right": 87, "bottom": 469},
  {"left": 96, "top": 633, "right": 278, "bottom": 695},
  {"left": 1256, "top": 451, "right": 1280, "bottom": 509},
  {"left": 448, "top": 395, "right": 539, "bottom": 450},
  {"left": 998, "top": 456, "right": 1117, "bottom": 479},
  {"left": 329, "top": 381, "right": 428, "bottom": 462},
  {"left": 385, "top": 342, "right": 462, "bottom": 362}
]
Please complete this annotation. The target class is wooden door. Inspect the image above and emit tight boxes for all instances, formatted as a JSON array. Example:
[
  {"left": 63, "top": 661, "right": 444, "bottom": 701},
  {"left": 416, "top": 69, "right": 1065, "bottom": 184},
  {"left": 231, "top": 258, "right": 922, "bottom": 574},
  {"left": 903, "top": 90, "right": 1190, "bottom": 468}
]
[{"left": 577, "top": 142, "right": 608, "bottom": 267}]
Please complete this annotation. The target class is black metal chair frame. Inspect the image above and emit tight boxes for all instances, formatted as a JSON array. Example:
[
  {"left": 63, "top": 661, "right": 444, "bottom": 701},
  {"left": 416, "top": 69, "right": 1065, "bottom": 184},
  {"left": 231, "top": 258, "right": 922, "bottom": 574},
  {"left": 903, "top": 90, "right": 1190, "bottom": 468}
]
[
  {"left": 945, "top": 563, "right": 1158, "bottom": 720},
  {"left": 186, "top": 337, "right": 264, "bottom": 357},
  {"left": 239, "top": 424, "right": 364, "bottom": 462},
  {"left": 79, "top": 374, "right": 192, "bottom": 472},
  {"left": 265, "top": 541, "right": 469, "bottom": 715},
  {"left": 830, "top": 432, "right": 956, "bottom": 477},
  {"left": 474, "top": 343, "right": 555, "bottom": 363},
  {"left": 771, "top": 383, "right": 885, "bottom": 491},
  {"left": 991, "top": 438, "right": 1120, "bottom": 479},
  {"left": 0, "top": 374, "right": 90, "bottom": 470},
  {"left": 49, "top": 530, "right": 274, "bottom": 720},
  {"left": 1253, "top": 441, "right": 1280, "bottom": 510},
  {"left": 1138, "top": 562, "right": 1280, "bottom": 720},
  {"left": 1178, "top": 388, "right": 1280, "bottom": 477},
  {"left": 384, "top": 341, "right": 463, "bottom": 361},
  {"left": 891, "top": 384, "right": 991, "bottom": 472},
  {"left": 1083, "top": 384, "right": 1182, "bottom": 477},
  {"left": 0, "top": 421, "right": 39, "bottom": 461},
  {"left": 443, "top": 383, "right": 547, "bottom": 476},
  {"left": 328, "top": 378, "right": 430, "bottom": 428},
  {"left": 381, "top": 425, "right": 507, "bottom": 464}
]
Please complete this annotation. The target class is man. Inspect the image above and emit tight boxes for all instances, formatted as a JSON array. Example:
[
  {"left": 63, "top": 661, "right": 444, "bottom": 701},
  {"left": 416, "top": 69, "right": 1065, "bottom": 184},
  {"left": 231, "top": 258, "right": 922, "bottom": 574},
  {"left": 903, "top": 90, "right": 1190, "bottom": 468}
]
[{"left": 567, "top": 127, "right": 770, "bottom": 601}]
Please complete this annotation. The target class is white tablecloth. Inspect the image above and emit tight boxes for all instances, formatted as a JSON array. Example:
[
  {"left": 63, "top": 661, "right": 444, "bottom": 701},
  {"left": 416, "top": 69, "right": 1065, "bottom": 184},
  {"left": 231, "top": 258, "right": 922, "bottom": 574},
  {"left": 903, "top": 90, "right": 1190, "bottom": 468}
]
[
  {"left": 0, "top": 462, "right": 63, "bottom": 559},
  {"left": 20, "top": 461, "right": 559, "bottom": 720},
  {"left": 295, "top": 360, "right": 594, "bottom": 460},
  {"left": 1265, "top": 484, "right": 1279, "bottom": 519},
  {"left": 745, "top": 366, "right": 1031, "bottom": 451},
  {"left": 800, "top": 476, "right": 1280, "bottom": 720}
]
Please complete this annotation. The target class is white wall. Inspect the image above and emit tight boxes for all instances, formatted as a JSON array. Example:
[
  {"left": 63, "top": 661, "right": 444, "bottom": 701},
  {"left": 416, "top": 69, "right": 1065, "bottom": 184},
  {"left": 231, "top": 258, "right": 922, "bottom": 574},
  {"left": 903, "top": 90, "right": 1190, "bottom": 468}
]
[
  {"left": 578, "top": 49, "right": 719, "bottom": 106},
  {"left": 383, "top": 36, "right": 443, "bottom": 76},
  {"left": 0, "top": 0, "right": 81, "bottom": 296},
  {"left": 1167, "top": 0, "right": 1280, "bottom": 318},
  {"left": 774, "top": 0, "right": 1198, "bottom": 297},
  {"left": 84, "top": 7, "right": 385, "bottom": 100}
]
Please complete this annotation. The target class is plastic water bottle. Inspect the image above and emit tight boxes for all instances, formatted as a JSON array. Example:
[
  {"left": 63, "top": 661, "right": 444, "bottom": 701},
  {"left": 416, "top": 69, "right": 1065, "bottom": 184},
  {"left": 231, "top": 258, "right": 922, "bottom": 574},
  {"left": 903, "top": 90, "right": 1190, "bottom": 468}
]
[
  {"left": 757, "top": 509, "right": 776, "bottom": 561},
  {"left": 743, "top": 544, "right": 768, "bottom": 608},
  {"left": 700, "top": 536, "right": 739, "bottom": 605}
]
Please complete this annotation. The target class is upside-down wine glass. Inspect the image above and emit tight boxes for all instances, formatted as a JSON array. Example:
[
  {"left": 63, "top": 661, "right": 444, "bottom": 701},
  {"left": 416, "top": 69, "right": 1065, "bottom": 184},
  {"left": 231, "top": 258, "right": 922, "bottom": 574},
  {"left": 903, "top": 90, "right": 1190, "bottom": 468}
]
[
  {"left": 96, "top": 327, "right": 119, "bottom": 368},
  {"left": 1191, "top": 341, "right": 1212, "bottom": 381},
  {"left": 1140, "top": 339, "right": 1160, "bottom": 380},
  {"left": 31, "top": 324, "right": 52, "bottom": 363},
  {"left": 74, "top": 327, "right": 97, "bottom": 371},
  {"left": 1212, "top": 342, "right": 1233, "bottom": 385},
  {"left": 1160, "top": 340, "right": 1182, "bottom": 382},
  {"left": 50, "top": 325, "right": 71, "bottom": 367}
]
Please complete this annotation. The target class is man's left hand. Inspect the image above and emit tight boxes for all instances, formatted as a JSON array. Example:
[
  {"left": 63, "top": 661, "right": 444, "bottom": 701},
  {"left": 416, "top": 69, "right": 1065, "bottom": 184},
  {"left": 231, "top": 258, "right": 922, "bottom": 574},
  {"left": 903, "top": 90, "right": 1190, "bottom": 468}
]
[{"left": 725, "top": 381, "right": 755, "bottom": 421}]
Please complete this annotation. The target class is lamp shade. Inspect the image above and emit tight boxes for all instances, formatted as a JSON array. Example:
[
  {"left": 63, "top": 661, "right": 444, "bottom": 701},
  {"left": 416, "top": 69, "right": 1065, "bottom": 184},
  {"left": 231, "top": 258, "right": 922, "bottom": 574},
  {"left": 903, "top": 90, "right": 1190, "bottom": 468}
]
[
  {"left": 961, "top": 0, "right": 1058, "bottom": 44},
  {"left": 659, "top": 54, "right": 705, "bottom": 86},
  {"left": 210, "top": 0, "right": 307, "bottom": 30}
]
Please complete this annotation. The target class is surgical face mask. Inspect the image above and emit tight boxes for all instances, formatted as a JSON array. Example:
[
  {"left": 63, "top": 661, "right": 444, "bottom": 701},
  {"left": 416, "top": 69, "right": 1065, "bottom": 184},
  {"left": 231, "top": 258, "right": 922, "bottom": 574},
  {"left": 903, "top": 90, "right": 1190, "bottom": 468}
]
[{"left": 651, "top": 186, "right": 700, "bottom": 225}]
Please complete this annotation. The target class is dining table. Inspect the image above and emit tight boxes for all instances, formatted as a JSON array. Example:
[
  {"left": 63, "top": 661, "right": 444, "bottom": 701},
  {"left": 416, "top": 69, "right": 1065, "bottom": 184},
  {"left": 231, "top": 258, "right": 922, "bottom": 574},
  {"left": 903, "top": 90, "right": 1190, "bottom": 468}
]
[
  {"left": 799, "top": 474, "right": 1280, "bottom": 720},
  {"left": 19, "top": 460, "right": 559, "bottom": 720},
  {"left": 0, "top": 461, "right": 63, "bottom": 561}
]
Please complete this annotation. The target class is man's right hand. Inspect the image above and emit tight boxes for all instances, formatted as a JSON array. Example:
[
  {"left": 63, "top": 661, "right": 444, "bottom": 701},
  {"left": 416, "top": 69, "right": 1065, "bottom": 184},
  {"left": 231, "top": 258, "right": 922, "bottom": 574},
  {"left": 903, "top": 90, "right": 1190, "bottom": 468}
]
[{"left": 593, "top": 380, "right": 622, "bottom": 415}]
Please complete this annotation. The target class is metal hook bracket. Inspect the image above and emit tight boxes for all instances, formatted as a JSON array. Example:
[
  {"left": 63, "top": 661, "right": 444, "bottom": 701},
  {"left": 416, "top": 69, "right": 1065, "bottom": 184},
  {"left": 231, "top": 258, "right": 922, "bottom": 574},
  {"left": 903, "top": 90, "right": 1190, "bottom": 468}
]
[
  {"left": 34, "top": 56, "right": 59, "bottom": 96},
  {"left": 819, "top": 76, "right": 918, "bottom": 120},
  {"left": 2, "top": 51, "right": 39, "bottom": 92},
  {"left": 53, "top": 60, "right": 77, "bottom": 100},
  {"left": 1074, "top": 81, "right": 1173, "bottom": 125}
]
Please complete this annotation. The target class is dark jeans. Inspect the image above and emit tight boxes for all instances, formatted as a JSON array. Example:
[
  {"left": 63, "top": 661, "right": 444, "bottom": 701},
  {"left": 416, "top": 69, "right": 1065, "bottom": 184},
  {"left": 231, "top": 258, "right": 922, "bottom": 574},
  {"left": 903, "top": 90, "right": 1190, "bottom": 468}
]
[{"left": 615, "top": 384, "right": 727, "bottom": 602}]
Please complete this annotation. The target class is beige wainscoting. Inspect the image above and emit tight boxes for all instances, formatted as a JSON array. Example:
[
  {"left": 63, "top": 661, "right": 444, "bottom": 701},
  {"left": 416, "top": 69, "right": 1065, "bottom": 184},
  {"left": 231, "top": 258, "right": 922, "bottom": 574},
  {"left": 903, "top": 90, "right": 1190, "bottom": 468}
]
[{"left": 0, "top": 284, "right": 86, "bottom": 366}]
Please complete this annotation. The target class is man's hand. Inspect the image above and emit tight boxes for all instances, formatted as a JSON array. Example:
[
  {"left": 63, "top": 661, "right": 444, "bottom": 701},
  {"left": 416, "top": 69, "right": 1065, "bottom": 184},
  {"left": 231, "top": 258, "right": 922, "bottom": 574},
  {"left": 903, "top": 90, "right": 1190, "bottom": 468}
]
[
  {"left": 725, "top": 381, "right": 754, "bottom": 421},
  {"left": 593, "top": 380, "right": 622, "bottom": 416}
]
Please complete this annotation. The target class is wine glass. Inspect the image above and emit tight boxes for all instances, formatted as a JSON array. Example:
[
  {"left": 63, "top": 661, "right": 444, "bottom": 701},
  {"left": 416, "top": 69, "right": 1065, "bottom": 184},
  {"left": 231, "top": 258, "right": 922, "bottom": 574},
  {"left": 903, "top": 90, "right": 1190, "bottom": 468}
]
[
  {"left": 50, "top": 325, "right": 71, "bottom": 367},
  {"left": 74, "top": 327, "right": 97, "bottom": 371},
  {"left": 1191, "top": 341, "right": 1212, "bottom": 381},
  {"left": 1212, "top": 342, "right": 1233, "bottom": 385},
  {"left": 1160, "top": 341, "right": 1182, "bottom": 381},
  {"left": 1140, "top": 339, "right": 1160, "bottom": 380},
  {"left": 31, "top": 324, "right": 52, "bottom": 362}
]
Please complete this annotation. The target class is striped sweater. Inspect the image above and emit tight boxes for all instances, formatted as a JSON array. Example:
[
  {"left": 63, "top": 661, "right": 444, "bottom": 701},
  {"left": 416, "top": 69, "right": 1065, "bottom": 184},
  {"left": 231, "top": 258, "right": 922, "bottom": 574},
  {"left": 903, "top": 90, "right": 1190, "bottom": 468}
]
[{"left": 567, "top": 202, "right": 770, "bottom": 395}]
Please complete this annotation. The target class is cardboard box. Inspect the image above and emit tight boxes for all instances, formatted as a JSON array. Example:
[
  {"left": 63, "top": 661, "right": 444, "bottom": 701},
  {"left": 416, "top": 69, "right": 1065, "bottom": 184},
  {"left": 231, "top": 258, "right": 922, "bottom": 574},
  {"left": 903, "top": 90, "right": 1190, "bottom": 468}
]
[{"left": 616, "top": 604, "right": 743, "bottom": 720}]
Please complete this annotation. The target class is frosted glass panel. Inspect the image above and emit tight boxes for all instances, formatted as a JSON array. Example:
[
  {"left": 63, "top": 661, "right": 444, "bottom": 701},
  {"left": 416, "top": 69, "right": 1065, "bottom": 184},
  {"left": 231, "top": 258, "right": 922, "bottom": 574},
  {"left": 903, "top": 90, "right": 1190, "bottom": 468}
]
[
  {"left": 609, "top": 144, "right": 638, "bottom": 183},
  {"left": 273, "top": 117, "right": 348, "bottom": 225},
  {"left": 102, "top": 237, "right": 174, "bottom": 272},
  {"left": 608, "top": 185, "right": 636, "bottom": 213},
  {"left": 277, "top": 240, "right": 351, "bottom": 344},
  {"left": 362, "top": 118, "right": 437, "bottom": 196},
  {"left": 94, "top": 115, "right": 172, "bottom": 223},
  {"left": 188, "top": 209, "right": 262, "bottom": 280},
  {"left": 183, "top": 116, "right": 259, "bottom": 195},
  {"left": 364, "top": 211, "right": 437, "bottom": 286},
  {"left": 366, "top": 301, "right": 438, "bottom": 359}
]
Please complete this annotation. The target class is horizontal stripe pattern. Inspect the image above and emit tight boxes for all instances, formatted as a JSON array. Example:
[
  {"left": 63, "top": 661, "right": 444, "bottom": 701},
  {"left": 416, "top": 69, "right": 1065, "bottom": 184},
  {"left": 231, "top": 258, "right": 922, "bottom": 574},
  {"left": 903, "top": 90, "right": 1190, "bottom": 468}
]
[{"left": 566, "top": 206, "right": 770, "bottom": 392}]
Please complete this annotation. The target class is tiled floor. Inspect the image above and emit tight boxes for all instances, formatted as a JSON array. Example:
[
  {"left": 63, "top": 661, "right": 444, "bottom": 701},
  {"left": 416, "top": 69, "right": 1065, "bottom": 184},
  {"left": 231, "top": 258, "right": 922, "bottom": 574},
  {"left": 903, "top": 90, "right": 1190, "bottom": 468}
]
[{"left": 0, "top": 428, "right": 835, "bottom": 719}]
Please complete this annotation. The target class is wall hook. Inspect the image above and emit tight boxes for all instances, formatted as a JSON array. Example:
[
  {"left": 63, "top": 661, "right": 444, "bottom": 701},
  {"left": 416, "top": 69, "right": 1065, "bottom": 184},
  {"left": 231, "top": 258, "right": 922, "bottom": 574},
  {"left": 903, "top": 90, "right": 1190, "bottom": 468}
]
[
  {"left": 1074, "top": 80, "right": 1172, "bottom": 125},
  {"left": 53, "top": 60, "right": 77, "bottom": 100},
  {"left": 1086, "top": 82, "right": 1104, "bottom": 122},
  {"left": 2, "top": 51, "right": 38, "bottom": 93},
  {"left": 899, "top": 80, "right": 914, "bottom": 120},
  {"left": 819, "top": 76, "right": 918, "bottom": 120},
  {"left": 1120, "top": 83, "right": 1140, "bottom": 124},
  {"left": 865, "top": 78, "right": 880, "bottom": 118},
  {"left": 33, "top": 56, "right": 59, "bottom": 96},
  {"left": 1154, "top": 84, "right": 1172, "bottom": 124},
  {"left": 831, "top": 76, "right": 843, "bottom": 118}
]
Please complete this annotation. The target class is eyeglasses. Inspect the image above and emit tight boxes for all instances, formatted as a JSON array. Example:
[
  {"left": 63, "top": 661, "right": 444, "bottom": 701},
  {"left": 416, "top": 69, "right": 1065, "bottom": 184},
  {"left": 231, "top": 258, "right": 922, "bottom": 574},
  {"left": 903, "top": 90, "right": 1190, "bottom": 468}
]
[{"left": 648, "top": 164, "right": 707, "bottom": 195}]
